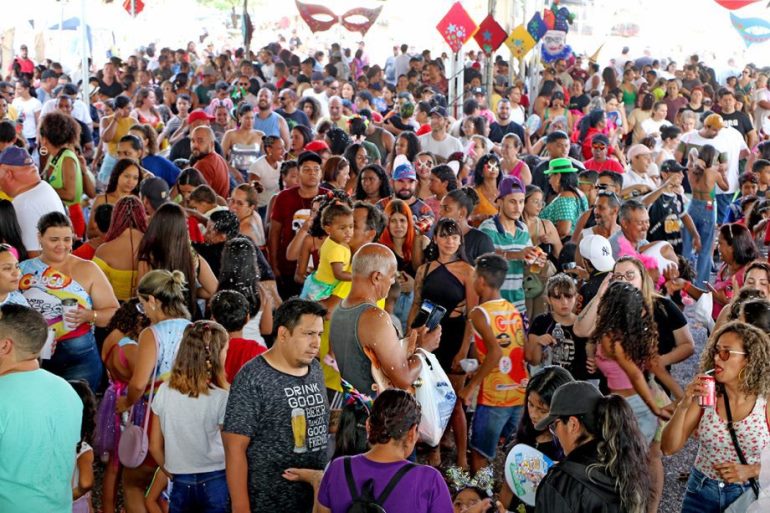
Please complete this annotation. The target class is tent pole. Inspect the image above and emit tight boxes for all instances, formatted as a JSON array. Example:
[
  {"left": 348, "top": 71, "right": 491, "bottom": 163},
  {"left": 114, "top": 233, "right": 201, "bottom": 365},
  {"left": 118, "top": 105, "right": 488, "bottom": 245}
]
[{"left": 81, "top": 0, "right": 89, "bottom": 109}]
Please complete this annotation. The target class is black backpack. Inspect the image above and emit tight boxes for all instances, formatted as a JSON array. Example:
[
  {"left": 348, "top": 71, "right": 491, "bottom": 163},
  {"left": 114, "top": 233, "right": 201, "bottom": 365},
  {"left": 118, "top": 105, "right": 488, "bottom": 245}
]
[{"left": 344, "top": 457, "right": 415, "bottom": 513}]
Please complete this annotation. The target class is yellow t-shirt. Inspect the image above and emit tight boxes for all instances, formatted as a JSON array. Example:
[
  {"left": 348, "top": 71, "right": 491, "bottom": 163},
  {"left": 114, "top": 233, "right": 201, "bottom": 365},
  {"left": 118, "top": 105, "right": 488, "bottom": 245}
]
[
  {"left": 315, "top": 237, "right": 351, "bottom": 286},
  {"left": 0, "top": 191, "right": 11, "bottom": 201},
  {"left": 473, "top": 298, "right": 528, "bottom": 407}
]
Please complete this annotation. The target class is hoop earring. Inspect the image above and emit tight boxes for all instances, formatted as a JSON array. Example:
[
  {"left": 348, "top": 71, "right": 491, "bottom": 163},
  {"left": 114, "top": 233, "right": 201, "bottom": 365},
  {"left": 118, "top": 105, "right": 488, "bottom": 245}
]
[
  {"left": 39, "top": 145, "right": 48, "bottom": 157},
  {"left": 738, "top": 366, "right": 746, "bottom": 383}
]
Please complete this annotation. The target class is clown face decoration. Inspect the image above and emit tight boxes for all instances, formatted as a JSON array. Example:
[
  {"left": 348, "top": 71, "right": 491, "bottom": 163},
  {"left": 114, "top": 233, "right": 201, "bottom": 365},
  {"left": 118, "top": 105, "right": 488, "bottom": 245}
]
[{"left": 541, "top": 29, "right": 572, "bottom": 63}]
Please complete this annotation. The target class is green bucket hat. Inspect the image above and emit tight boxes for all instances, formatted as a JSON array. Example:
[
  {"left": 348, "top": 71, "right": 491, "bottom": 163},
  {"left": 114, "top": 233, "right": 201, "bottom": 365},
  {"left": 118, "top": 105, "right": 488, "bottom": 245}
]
[{"left": 544, "top": 157, "right": 579, "bottom": 175}]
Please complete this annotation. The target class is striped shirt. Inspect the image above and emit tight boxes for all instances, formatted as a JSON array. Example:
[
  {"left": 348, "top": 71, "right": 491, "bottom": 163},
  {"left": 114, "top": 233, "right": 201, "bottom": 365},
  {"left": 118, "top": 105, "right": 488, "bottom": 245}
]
[{"left": 479, "top": 215, "right": 531, "bottom": 313}]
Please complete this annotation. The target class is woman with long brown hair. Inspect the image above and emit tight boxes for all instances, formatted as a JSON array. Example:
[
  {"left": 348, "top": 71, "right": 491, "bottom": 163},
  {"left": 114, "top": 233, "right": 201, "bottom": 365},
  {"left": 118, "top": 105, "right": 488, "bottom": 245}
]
[
  {"left": 87, "top": 158, "right": 142, "bottom": 239},
  {"left": 137, "top": 203, "right": 217, "bottom": 318}
]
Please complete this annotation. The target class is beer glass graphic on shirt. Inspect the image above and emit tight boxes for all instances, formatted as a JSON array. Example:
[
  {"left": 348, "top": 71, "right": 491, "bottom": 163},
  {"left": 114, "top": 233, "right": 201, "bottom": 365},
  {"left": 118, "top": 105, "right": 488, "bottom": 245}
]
[{"left": 291, "top": 408, "right": 308, "bottom": 453}]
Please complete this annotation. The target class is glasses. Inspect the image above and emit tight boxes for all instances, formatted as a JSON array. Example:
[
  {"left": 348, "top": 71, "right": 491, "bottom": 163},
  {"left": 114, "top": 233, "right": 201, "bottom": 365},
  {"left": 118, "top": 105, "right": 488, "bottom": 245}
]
[
  {"left": 595, "top": 184, "right": 609, "bottom": 191},
  {"left": 611, "top": 271, "right": 638, "bottom": 282},
  {"left": 486, "top": 162, "right": 499, "bottom": 172},
  {"left": 597, "top": 191, "right": 618, "bottom": 200},
  {"left": 548, "top": 418, "right": 563, "bottom": 436},
  {"left": 415, "top": 160, "right": 434, "bottom": 169},
  {"left": 592, "top": 143, "right": 607, "bottom": 150},
  {"left": 716, "top": 348, "right": 747, "bottom": 361},
  {"left": 549, "top": 293, "right": 575, "bottom": 300},
  {"left": 239, "top": 82, "right": 250, "bottom": 87}
]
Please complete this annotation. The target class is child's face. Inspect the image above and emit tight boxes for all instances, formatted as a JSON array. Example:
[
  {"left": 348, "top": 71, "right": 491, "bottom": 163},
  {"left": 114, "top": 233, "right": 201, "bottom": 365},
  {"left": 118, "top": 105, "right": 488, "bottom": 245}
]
[
  {"left": 325, "top": 213, "right": 354, "bottom": 245},
  {"left": 741, "top": 182, "right": 758, "bottom": 197},
  {"left": 546, "top": 288, "right": 576, "bottom": 317},
  {"left": 527, "top": 391, "right": 551, "bottom": 431},
  {"left": 188, "top": 199, "right": 205, "bottom": 214},
  {"left": 578, "top": 182, "right": 595, "bottom": 198},
  {"left": 760, "top": 167, "right": 770, "bottom": 185},
  {"left": 453, "top": 488, "right": 484, "bottom": 512}
]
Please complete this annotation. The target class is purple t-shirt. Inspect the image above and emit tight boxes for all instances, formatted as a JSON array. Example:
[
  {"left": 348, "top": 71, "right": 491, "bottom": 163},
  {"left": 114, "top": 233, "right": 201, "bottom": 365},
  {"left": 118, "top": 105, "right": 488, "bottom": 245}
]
[{"left": 318, "top": 455, "right": 453, "bottom": 513}]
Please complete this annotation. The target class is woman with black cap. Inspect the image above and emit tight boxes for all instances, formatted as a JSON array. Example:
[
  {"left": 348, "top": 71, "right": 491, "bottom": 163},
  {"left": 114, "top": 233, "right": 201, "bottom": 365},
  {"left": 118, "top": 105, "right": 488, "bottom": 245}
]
[{"left": 534, "top": 381, "right": 651, "bottom": 513}]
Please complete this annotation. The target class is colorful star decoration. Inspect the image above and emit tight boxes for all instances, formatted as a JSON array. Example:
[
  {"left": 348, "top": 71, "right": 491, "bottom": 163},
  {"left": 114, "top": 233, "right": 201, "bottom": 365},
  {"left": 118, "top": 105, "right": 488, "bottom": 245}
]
[
  {"left": 505, "top": 24, "right": 537, "bottom": 60},
  {"left": 473, "top": 14, "right": 508, "bottom": 54},
  {"left": 436, "top": 2, "right": 478, "bottom": 53}
]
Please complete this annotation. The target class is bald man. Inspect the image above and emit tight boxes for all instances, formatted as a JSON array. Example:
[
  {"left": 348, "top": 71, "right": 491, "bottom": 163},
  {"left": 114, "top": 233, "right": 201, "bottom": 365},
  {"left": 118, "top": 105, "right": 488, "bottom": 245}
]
[
  {"left": 191, "top": 126, "right": 231, "bottom": 197},
  {"left": 329, "top": 243, "right": 440, "bottom": 393}
]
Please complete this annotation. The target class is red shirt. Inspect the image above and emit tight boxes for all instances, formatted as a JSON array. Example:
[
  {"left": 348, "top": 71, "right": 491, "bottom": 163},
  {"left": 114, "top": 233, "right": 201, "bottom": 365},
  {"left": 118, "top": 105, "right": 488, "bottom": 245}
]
[
  {"left": 72, "top": 242, "right": 97, "bottom": 260},
  {"left": 270, "top": 185, "right": 327, "bottom": 276},
  {"left": 584, "top": 157, "right": 624, "bottom": 173},
  {"left": 193, "top": 152, "right": 230, "bottom": 198},
  {"left": 225, "top": 337, "right": 266, "bottom": 382}
]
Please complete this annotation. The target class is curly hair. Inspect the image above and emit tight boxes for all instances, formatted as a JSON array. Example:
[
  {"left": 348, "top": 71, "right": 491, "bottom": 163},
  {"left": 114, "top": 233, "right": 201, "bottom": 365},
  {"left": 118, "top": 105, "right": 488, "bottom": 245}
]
[
  {"left": 367, "top": 389, "right": 421, "bottom": 446},
  {"left": 309, "top": 190, "right": 353, "bottom": 238},
  {"left": 472, "top": 153, "right": 501, "bottom": 188},
  {"left": 107, "top": 298, "right": 150, "bottom": 339},
  {"left": 593, "top": 281, "right": 658, "bottom": 368},
  {"left": 727, "top": 288, "right": 764, "bottom": 321},
  {"left": 39, "top": 111, "right": 79, "bottom": 148},
  {"left": 700, "top": 320, "right": 770, "bottom": 395}
]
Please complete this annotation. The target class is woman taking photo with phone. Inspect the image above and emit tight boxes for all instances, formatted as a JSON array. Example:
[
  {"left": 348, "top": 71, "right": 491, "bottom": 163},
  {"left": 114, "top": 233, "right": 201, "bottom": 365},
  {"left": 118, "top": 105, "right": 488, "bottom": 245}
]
[{"left": 662, "top": 321, "right": 770, "bottom": 513}]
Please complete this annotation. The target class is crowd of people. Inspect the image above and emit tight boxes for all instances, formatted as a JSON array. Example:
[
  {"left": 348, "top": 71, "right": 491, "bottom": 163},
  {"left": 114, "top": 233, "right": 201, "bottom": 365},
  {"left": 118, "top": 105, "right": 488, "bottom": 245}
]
[{"left": 2, "top": 34, "right": 770, "bottom": 513}]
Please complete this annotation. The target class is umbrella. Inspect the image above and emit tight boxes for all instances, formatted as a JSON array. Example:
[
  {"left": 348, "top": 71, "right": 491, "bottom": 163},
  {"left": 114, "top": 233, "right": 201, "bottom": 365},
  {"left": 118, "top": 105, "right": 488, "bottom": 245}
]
[{"left": 49, "top": 17, "right": 92, "bottom": 50}]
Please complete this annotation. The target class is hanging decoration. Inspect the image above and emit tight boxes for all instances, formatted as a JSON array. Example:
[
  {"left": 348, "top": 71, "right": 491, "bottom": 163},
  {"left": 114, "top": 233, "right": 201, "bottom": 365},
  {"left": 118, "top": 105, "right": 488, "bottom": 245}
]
[
  {"left": 473, "top": 14, "right": 508, "bottom": 54},
  {"left": 122, "top": 0, "right": 145, "bottom": 17},
  {"left": 505, "top": 25, "right": 537, "bottom": 60},
  {"left": 295, "top": 1, "right": 383, "bottom": 36},
  {"left": 436, "top": 2, "right": 478, "bottom": 53}
]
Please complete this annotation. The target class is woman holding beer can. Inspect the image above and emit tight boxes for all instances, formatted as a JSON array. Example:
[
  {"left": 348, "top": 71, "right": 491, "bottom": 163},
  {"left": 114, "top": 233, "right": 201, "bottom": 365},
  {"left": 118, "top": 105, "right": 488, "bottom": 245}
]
[{"left": 662, "top": 321, "right": 770, "bottom": 513}]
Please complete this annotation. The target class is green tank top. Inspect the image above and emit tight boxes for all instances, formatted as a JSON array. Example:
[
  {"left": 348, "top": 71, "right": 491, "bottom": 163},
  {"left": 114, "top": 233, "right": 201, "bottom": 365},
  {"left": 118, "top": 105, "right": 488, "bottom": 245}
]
[{"left": 47, "top": 148, "right": 82, "bottom": 206}]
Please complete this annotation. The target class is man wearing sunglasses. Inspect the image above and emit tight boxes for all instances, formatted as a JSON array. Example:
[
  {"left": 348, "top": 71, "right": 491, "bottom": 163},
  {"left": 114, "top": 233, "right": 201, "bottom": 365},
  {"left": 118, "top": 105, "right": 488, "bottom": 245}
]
[
  {"left": 276, "top": 89, "right": 311, "bottom": 129},
  {"left": 583, "top": 133, "right": 624, "bottom": 173}
]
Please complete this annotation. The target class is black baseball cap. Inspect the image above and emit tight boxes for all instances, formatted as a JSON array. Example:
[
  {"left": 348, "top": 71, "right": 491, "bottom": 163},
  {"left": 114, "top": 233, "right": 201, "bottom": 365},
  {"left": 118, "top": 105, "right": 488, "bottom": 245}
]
[
  {"left": 660, "top": 159, "right": 687, "bottom": 173},
  {"left": 429, "top": 106, "right": 448, "bottom": 118},
  {"left": 297, "top": 151, "right": 322, "bottom": 167},
  {"left": 534, "top": 381, "right": 603, "bottom": 431},
  {"left": 140, "top": 177, "right": 170, "bottom": 210}
]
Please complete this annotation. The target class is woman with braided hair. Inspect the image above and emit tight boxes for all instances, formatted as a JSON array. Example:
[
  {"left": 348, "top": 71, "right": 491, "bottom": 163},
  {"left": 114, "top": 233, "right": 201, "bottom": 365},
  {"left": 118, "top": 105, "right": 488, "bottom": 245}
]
[{"left": 149, "top": 320, "right": 231, "bottom": 512}]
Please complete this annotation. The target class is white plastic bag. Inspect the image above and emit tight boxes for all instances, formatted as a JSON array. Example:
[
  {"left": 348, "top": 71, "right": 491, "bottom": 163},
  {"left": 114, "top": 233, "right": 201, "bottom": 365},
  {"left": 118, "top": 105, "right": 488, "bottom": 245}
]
[
  {"left": 747, "top": 445, "right": 770, "bottom": 513},
  {"left": 692, "top": 291, "right": 715, "bottom": 333},
  {"left": 413, "top": 348, "right": 457, "bottom": 446}
]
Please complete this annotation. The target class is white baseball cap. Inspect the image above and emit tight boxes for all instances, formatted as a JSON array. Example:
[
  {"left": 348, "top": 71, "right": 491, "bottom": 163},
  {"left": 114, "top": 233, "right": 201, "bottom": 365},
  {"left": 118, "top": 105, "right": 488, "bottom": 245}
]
[{"left": 579, "top": 234, "right": 615, "bottom": 272}]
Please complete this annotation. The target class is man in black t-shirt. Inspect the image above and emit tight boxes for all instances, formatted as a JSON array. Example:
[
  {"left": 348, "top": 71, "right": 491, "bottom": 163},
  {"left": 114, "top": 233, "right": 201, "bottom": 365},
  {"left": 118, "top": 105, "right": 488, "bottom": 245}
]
[
  {"left": 645, "top": 160, "right": 696, "bottom": 255},
  {"left": 718, "top": 88, "right": 758, "bottom": 148},
  {"left": 488, "top": 99, "right": 525, "bottom": 144},
  {"left": 223, "top": 299, "right": 330, "bottom": 513},
  {"left": 97, "top": 62, "right": 124, "bottom": 98}
]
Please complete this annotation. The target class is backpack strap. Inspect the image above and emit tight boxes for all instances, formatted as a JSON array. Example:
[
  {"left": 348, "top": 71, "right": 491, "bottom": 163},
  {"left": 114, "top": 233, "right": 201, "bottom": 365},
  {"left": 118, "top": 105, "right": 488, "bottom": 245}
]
[
  {"left": 344, "top": 456, "right": 360, "bottom": 500},
  {"left": 376, "top": 463, "right": 416, "bottom": 505}
]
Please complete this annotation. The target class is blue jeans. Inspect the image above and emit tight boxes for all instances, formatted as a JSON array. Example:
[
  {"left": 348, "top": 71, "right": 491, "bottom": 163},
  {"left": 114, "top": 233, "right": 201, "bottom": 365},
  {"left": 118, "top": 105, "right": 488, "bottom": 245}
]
[
  {"left": 716, "top": 192, "right": 735, "bottom": 226},
  {"left": 681, "top": 467, "right": 752, "bottom": 513},
  {"left": 470, "top": 404, "right": 523, "bottom": 460},
  {"left": 682, "top": 198, "right": 717, "bottom": 288},
  {"left": 170, "top": 469, "right": 229, "bottom": 513},
  {"left": 42, "top": 331, "right": 103, "bottom": 392}
]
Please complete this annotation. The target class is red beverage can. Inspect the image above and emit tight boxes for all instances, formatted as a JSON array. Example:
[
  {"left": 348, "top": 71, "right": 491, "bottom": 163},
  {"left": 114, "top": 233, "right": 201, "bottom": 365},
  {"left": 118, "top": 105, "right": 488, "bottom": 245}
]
[{"left": 698, "top": 375, "right": 716, "bottom": 408}]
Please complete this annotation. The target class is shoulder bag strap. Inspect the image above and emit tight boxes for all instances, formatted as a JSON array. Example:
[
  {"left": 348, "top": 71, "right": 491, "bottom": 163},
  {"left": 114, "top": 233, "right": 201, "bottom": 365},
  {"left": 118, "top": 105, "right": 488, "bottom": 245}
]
[
  {"left": 723, "top": 393, "right": 760, "bottom": 498},
  {"left": 344, "top": 456, "right": 360, "bottom": 500},
  {"left": 141, "top": 326, "right": 161, "bottom": 435},
  {"left": 376, "top": 463, "right": 416, "bottom": 505}
]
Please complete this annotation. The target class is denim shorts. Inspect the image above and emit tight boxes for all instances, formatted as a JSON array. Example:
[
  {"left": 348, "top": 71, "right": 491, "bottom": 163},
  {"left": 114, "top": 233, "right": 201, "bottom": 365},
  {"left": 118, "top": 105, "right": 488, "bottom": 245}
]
[
  {"left": 681, "top": 467, "right": 752, "bottom": 513},
  {"left": 624, "top": 393, "right": 657, "bottom": 446},
  {"left": 42, "top": 330, "right": 103, "bottom": 392},
  {"left": 170, "top": 469, "right": 229, "bottom": 513},
  {"left": 470, "top": 404, "right": 523, "bottom": 460}
]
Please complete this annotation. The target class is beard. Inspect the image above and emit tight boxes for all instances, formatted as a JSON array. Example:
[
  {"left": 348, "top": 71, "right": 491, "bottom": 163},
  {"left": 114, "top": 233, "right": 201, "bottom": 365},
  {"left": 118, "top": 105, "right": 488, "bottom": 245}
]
[{"left": 396, "top": 189, "right": 413, "bottom": 200}]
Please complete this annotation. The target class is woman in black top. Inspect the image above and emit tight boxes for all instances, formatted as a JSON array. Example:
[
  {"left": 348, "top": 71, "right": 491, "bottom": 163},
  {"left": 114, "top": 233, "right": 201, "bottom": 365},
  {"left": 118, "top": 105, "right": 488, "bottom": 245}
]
[
  {"left": 439, "top": 187, "right": 495, "bottom": 263},
  {"left": 408, "top": 218, "right": 478, "bottom": 469}
]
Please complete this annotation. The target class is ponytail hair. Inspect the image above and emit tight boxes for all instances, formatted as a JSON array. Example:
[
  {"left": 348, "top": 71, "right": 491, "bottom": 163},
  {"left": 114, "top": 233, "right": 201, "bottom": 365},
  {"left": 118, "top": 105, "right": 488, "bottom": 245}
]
[
  {"left": 169, "top": 320, "right": 229, "bottom": 396},
  {"left": 137, "top": 269, "right": 191, "bottom": 320},
  {"left": 584, "top": 395, "right": 651, "bottom": 513}
]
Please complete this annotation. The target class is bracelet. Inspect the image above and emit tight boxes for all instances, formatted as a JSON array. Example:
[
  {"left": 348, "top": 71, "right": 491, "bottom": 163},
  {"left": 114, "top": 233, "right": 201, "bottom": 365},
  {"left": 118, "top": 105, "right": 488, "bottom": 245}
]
[{"left": 92, "top": 310, "right": 98, "bottom": 324}]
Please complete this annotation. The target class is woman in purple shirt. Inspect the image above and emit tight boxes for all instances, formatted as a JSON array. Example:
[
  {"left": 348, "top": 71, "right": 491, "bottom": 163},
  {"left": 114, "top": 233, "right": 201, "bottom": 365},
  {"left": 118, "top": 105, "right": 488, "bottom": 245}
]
[{"left": 317, "top": 390, "right": 453, "bottom": 513}]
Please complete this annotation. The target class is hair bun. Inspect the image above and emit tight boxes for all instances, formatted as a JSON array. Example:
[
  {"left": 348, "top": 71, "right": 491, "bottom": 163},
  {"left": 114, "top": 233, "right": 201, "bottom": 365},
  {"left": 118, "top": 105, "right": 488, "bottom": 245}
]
[{"left": 170, "top": 270, "right": 187, "bottom": 288}]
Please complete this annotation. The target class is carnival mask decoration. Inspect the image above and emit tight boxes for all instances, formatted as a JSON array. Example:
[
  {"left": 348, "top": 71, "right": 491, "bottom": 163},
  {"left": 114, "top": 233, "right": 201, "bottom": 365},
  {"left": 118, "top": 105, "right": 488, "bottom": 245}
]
[{"left": 295, "top": 0, "right": 383, "bottom": 36}]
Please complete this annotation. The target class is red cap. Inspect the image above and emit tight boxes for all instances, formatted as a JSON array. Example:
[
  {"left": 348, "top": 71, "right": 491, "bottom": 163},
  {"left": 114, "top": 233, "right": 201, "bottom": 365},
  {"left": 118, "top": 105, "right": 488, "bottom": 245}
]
[
  {"left": 304, "top": 140, "right": 330, "bottom": 153},
  {"left": 188, "top": 109, "right": 214, "bottom": 124}
]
